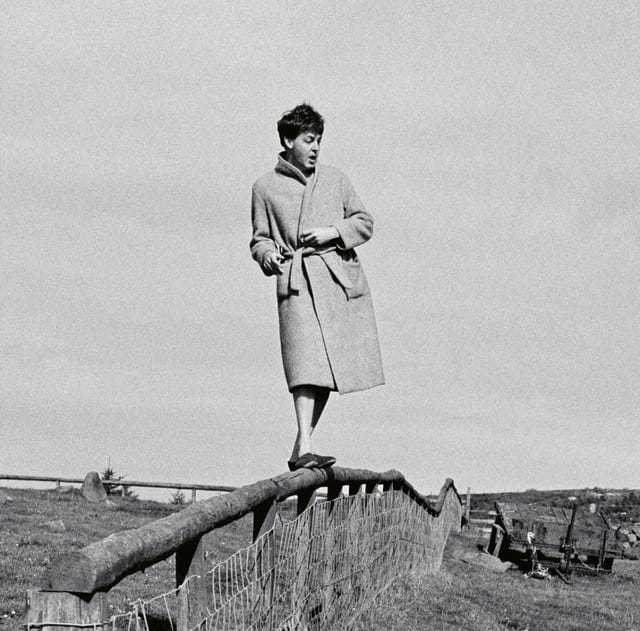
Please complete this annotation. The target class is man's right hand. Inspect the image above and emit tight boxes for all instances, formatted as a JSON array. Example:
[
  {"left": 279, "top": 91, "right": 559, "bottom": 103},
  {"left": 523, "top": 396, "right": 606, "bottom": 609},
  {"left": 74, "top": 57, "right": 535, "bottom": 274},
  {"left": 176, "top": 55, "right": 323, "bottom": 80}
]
[{"left": 263, "top": 251, "right": 284, "bottom": 275}]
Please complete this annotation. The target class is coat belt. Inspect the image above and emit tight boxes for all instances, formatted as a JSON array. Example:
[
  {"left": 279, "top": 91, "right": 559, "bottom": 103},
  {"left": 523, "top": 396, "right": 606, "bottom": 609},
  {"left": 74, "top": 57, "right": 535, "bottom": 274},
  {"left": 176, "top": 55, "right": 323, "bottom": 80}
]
[{"left": 283, "top": 246, "right": 353, "bottom": 294}]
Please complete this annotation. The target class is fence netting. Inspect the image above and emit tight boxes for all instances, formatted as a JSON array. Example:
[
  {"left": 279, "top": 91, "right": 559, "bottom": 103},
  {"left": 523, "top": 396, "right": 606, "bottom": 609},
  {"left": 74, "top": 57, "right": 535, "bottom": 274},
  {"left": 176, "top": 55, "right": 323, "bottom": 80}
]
[{"left": 105, "top": 487, "right": 460, "bottom": 631}]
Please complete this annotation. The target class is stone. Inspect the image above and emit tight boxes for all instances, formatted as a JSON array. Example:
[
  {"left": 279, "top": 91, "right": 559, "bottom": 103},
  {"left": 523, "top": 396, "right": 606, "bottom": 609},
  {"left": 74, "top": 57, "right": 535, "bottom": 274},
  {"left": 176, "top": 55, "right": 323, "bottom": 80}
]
[
  {"left": 81, "top": 471, "right": 107, "bottom": 503},
  {"left": 56, "top": 485, "right": 74, "bottom": 494},
  {"left": 0, "top": 490, "right": 12, "bottom": 504},
  {"left": 41, "top": 519, "right": 67, "bottom": 533}
]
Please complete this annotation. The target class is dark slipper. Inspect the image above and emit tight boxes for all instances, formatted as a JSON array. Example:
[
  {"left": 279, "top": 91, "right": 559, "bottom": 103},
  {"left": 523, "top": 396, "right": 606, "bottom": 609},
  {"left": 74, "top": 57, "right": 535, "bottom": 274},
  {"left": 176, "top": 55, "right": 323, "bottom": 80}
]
[
  {"left": 289, "top": 453, "right": 319, "bottom": 470},
  {"left": 313, "top": 453, "right": 336, "bottom": 468}
]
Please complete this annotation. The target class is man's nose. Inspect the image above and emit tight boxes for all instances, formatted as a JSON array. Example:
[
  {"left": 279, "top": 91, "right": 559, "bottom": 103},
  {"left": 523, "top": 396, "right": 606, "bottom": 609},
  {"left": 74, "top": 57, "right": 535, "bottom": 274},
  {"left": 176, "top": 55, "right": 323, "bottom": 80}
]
[{"left": 311, "top": 139, "right": 319, "bottom": 150}]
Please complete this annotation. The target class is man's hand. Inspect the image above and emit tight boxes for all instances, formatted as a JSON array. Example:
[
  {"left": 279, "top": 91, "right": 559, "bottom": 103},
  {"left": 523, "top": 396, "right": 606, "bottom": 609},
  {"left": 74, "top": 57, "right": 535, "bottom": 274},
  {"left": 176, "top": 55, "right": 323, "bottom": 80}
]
[
  {"left": 300, "top": 226, "right": 340, "bottom": 248},
  {"left": 262, "top": 251, "right": 284, "bottom": 275}
]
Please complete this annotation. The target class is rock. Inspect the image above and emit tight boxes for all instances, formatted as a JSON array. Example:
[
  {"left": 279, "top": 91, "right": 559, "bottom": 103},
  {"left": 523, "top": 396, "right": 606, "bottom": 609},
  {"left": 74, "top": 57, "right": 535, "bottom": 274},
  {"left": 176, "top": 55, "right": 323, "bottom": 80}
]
[
  {"left": 105, "top": 499, "right": 119, "bottom": 510},
  {"left": 81, "top": 471, "right": 107, "bottom": 503},
  {"left": 0, "top": 490, "right": 12, "bottom": 504},
  {"left": 41, "top": 519, "right": 67, "bottom": 533},
  {"left": 56, "top": 485, "right": 74, "bottom": 494},
  {"left": 453, "top": 549, "right": 514, "bottom": 572}
]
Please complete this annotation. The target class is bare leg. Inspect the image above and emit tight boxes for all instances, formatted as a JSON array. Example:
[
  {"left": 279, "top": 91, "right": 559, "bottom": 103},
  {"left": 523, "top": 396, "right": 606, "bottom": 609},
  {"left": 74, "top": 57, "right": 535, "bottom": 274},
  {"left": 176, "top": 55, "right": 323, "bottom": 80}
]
[{"left": 290, "top": 386, "right": 331, "bottom": 462}]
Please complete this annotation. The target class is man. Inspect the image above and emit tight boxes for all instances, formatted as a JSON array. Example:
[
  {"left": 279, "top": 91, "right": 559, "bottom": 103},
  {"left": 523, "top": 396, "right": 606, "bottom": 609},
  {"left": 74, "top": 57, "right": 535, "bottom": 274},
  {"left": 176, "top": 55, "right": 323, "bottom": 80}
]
[{"left": 251, "top": 103, "right": 384, "bottom": 471}]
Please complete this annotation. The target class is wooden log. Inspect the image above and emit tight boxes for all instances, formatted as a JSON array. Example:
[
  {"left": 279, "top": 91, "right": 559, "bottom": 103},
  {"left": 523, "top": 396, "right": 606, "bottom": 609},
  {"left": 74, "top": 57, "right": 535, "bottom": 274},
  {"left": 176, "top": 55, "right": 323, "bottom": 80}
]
[
  {"left": 0, "top": 473, "right": 237, "bottom": 493},
  {"left": 45, "top": 478, "right": 278, "bottom": 593},
  {"left": 270, "top": 467, "right": 404, "bottom": 502},
  {"left": 44, "top": 466, "right": 457, "bottom": 595},
  {"left": 26, "top": 590, "right": 107, "bottom": 631}
]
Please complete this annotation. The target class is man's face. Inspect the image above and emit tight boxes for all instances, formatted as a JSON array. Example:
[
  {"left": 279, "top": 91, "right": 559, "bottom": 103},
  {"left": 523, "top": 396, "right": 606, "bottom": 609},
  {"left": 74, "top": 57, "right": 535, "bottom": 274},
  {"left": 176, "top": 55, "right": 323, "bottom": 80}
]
[{"left": 284, "top": 131, "right": 322, "bottom": 175}]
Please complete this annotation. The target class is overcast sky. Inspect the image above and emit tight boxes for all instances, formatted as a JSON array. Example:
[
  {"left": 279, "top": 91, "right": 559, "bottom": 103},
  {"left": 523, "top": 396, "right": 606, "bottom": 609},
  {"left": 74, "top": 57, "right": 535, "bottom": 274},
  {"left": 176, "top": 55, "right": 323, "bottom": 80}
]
[{"left": 2, "top": 2, "right": 638, "bottom": 497}]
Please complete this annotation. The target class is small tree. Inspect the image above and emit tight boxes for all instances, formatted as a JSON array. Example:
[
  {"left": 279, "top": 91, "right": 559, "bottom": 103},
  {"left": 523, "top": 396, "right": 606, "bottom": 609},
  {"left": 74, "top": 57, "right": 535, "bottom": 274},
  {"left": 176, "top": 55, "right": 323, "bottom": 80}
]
[
  {"left": 169, "top": 490, "right": 187, "bottom": 505},
  {"left": 102, "top": 460, "right": 137, "bottom": 499}
]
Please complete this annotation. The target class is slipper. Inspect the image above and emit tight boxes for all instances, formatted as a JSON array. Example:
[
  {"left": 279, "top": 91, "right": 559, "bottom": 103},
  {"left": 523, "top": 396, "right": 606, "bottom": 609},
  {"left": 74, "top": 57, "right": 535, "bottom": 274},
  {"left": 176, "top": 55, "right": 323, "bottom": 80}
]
[
  {"left": 290, "top": 453, "right": 319, "bottom": 470},
  {"left": 313, "top": 453, "right": 337, "bottom": 468},
  {"left": 288, "top": 453, "right": 337, "bottom": 471}
]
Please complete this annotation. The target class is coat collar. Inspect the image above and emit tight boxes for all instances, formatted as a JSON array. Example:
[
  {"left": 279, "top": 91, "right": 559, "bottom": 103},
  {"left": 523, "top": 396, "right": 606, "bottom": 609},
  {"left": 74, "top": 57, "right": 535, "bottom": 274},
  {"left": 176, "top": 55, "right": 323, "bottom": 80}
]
[{"left": 275, "top": 153, "right": 316, "bottom": 186}]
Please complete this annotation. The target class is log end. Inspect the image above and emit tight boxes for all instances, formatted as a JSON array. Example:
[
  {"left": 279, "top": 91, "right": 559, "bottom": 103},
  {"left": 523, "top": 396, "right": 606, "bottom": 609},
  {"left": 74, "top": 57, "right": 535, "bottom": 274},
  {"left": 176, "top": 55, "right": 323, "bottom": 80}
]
[{"left": 43, "top": 550, "right": 99, "bottom": 594}]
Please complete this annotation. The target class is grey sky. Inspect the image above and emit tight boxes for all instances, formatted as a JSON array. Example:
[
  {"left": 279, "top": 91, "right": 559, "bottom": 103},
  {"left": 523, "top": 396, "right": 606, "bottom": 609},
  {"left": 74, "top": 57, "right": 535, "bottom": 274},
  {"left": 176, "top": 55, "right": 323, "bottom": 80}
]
[{"left": 2, "top": 2, "right": 638, "bottom": 495}]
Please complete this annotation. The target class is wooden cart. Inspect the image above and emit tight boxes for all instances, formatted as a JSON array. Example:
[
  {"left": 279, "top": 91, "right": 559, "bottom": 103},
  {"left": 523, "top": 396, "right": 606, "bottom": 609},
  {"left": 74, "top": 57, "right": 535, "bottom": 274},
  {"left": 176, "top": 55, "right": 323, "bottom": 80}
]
[{"left": 487, "top": 502, "right": 625, "bottom": 579}]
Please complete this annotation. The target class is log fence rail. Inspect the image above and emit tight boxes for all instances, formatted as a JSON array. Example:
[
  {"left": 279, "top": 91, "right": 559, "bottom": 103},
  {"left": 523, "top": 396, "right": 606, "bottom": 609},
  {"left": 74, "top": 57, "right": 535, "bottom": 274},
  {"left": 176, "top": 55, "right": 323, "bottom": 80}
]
[
  {"left": 0, "top": 473, "right": 236, "bottom": 503},
  {"left": 24, "top": 466, "right": 462, "bottom": 630}
]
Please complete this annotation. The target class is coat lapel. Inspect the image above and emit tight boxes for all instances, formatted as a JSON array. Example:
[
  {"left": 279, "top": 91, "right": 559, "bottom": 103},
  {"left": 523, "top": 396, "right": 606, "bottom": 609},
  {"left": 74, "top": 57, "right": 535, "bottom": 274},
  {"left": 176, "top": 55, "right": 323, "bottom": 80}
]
[
  {"left": 296, "top": 168, "right": 319, "bottom": 242},
  {"left": 275, "top": 154, "right": 319, "bottom": 244}
]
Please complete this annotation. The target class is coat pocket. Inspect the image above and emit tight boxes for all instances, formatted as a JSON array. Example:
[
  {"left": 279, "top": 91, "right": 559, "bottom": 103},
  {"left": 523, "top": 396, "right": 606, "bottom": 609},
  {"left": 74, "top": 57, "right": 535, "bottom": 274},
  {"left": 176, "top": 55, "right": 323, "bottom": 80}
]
[
  {"left": 341, "top": 251, "right": 370, "bottom": 299},
  {"left": 276, "top": 260, "right": 292, "bottom": 300}
]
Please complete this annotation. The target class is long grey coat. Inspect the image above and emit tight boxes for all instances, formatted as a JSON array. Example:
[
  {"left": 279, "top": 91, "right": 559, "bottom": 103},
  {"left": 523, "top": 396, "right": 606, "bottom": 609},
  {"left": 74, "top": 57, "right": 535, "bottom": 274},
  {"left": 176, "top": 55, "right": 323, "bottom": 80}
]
[{"left": 251, "top": 155, "right": 384, "bottom": 394}]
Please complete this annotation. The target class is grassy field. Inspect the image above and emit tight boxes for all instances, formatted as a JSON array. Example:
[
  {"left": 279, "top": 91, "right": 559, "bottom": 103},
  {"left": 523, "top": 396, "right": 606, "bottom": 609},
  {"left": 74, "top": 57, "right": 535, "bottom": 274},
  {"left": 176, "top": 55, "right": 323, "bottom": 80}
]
[
  {"left": 355, "top": 532, "right": 639, "bottom": 630},
  {"left": 1, "top": 485, "right": 639, "bottom": 631}
]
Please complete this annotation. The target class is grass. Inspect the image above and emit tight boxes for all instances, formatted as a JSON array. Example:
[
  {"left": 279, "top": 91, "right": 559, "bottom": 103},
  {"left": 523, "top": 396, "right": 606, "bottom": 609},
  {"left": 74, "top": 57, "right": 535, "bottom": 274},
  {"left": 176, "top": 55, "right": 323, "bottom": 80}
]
[
  {"left": 354, "top": 531, "right": 640, "bottom": 631},
  {"left": 1, "top": 485, "right": 639, "bottom": 631},
  {"left": 0, "top": 485, "right": 252, "bottom": 630}
]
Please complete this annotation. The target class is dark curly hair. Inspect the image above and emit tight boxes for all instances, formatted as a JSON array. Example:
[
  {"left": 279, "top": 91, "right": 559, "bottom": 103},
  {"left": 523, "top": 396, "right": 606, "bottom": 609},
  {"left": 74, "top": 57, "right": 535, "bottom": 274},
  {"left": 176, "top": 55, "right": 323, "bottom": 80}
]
[{"left": 277, "top": 104, "right": 324, "bottom": 148}]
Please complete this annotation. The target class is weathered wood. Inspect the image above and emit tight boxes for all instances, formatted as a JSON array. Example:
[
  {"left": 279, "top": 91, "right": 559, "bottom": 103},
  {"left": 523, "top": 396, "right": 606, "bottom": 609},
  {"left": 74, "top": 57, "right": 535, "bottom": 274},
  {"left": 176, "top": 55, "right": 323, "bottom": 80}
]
[
  {"left": 0, "top": 473, "right": 236, "bottom": 493},
  {"left": 175, "top": 532, "right": 216, "bottom": 631},
  {"left": 270, "top": 467, "right": 404, "bottom": 501},
  {"left": 45, "top": 478, "right": 278, "bottom": 593},
  {"left": 488, "top": 523, "right": 505, "bottom": 557},
  {"left": 326, "top": 482, "right": 343, "bottom": 501},
  {"left": 253, "top": 499, "right": 277, "bottom": 541},
  {"left": 26, "top": 590, "right": 107, "bottom": 631},
  {"left": 495, "top": 501, "right": 625, "bottom": 565},
  {"left": 44, "top": 467, "right": 457, "bottom": 594},
  {"left": 297, "top": 489, "right": 315, "bottom": 515},
  {"left": 365, "top": 481, "right": 378, "bottom": 495}
]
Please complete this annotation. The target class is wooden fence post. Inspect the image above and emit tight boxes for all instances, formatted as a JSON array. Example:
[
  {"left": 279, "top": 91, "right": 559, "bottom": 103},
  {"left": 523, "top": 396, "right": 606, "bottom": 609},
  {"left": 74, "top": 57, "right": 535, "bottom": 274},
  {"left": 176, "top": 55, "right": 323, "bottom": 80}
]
[
  {"left": 175, "top": 534, "right": 210, "bottom": 631},
  {"left": 26, "top": 590, "right": 107, "bottom": 631},
  {"left": 253, "top": 499, "right": 277, "bottom": 541},
  {"left": 251, "top": 499, "right": 278, "bottom": 628},
  {"left": 465, "top": 487, "right": 471, "bottom": 528},
  {"left": 297, "top": 489, "right": 316, "bottom": 515},
  {"left": 326, "top": 482, "right": 342, "bottom": 502}
]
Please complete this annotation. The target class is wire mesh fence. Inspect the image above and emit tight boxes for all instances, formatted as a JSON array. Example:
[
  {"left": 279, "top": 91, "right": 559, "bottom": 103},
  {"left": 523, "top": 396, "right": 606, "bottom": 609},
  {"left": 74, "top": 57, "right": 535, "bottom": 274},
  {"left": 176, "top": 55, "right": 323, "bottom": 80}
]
[{"left": 105, "top": 486, "right": 461, "bottom": 631}]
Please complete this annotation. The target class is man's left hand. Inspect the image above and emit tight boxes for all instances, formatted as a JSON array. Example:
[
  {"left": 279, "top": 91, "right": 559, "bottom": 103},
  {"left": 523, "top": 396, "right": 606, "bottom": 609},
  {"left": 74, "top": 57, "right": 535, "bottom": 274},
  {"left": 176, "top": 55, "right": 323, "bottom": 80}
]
[{"left": 300, "top": 227, "right": 340, "bottom": 248}]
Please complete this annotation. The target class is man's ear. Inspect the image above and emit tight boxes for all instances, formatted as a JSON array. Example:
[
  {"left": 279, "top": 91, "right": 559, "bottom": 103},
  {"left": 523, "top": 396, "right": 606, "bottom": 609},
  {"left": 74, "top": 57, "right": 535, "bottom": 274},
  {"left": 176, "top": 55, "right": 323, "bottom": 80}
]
[{"left": 283, "top": 136, "right": 294, "bottom": 150}]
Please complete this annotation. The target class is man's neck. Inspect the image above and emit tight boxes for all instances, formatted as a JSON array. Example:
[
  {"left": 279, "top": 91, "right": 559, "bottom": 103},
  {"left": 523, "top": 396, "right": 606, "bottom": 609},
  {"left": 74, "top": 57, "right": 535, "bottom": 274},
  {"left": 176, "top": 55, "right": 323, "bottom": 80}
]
[{"left": 284, "top": 154, "right": 314, "bottom": 178}]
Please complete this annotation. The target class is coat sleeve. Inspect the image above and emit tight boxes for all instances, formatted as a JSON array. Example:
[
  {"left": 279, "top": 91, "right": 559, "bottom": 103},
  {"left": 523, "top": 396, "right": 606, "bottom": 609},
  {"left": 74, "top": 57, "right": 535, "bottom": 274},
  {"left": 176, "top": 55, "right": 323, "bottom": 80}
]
[
  {"left": 250, "top": 185, "right": 278, "bottom": 275},
  {"left": 330, "top": 173, "right": 373, "bottom": 250}
]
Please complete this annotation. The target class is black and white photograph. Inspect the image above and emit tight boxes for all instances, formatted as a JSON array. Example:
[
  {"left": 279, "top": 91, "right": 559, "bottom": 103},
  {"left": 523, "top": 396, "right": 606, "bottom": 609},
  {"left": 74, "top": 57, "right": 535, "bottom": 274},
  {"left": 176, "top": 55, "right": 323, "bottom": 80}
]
[{"left": 2, "top": 2, "right": 639, "bottom": 629}]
